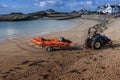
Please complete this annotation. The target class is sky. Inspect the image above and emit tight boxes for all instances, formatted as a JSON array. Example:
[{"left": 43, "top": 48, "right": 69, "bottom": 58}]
[{"left": 0, "top": 0, "right": 120, "bottom": 14}]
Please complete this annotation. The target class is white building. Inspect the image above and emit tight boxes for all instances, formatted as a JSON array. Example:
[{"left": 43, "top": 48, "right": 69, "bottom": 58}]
[
  {"left": 102, "top": 4, "right": 112, "bottom": 14},
  {"left": 97, "top": 3, "right": 120, "bottom": 14}
]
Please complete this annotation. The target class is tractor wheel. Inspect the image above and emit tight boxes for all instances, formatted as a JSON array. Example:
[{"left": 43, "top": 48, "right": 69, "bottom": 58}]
[
  {"left": 46, "top": 47, "right": 53, "bottom": 52},
  {"left": 92, "top": 41, "right": 101, "bottom": 50}
]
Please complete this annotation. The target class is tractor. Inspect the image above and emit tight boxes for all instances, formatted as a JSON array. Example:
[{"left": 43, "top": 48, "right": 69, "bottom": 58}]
[{"left": 85, "top": 28, "right": 112, "bottom": 50}]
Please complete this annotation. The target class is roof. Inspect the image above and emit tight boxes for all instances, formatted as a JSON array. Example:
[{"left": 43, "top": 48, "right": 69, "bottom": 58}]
[{"left": 111, "top": 5, "right": 120, "bottom": 8}]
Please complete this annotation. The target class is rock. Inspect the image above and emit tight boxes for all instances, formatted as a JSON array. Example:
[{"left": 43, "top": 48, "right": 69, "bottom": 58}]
[
  {"left": 0, "top": 9, "right": 82, "bottom": 21},
  {"left": 0, "top": 11, "right": 47, "bottom": 21}
]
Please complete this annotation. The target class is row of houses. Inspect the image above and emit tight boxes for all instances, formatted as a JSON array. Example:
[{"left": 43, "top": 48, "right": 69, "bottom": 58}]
[
  {"left": 97, "top": 3, "right": 120, "bottom": 14},
  {"left": 43, "top": 4, "right": 120, "bottom": 15},
  {"left": 70, "top": 3, "right": 120, "bottom": 15}
]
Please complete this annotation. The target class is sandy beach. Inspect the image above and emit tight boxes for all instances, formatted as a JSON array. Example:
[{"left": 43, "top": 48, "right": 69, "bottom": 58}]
[{"left": 0, "top": 16, "right": 120, "bottom": 80}]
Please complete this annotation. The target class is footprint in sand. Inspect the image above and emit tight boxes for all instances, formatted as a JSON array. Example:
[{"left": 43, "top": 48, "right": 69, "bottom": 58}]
[{"left": 21, "top": 60, "right": 31, "bottom": 65}]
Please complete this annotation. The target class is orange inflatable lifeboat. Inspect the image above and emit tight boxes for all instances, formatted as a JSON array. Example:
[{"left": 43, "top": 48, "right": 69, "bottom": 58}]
[{"left": 31, "top": 37, "right": 72, "bottom": 51}]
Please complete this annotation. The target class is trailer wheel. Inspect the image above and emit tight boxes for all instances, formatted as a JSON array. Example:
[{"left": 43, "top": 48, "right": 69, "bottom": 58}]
[
  {"left": 109, "top": 41, "right": 113, "bottom": 47},
  {"left": 85, "top": 40, "right": 92, "bottom": 48},
  {"left": 46, "top": 47, "right": 53, "bottom": 52},
  {"left": 92, "top": 41, "right": 101, "bottom": 50}
]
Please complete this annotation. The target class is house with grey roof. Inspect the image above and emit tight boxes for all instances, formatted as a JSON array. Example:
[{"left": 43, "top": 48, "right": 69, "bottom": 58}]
[{"left": 97, "top": 3, "right": 120, "bottom": 14}]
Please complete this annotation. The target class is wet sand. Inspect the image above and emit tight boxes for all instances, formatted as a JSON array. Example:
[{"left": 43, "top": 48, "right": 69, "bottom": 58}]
[{"left": 0, "top": 17, "right": 120, "bottom": 80}]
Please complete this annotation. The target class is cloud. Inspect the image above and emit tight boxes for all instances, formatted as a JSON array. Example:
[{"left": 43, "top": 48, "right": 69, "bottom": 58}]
[
  {"left": 34, "top": 0, "right": 56, "bottom": 7},
  {"left": 38, "top": 2, "right": 46, "bottom": 7},
  {"left": 0, "top": 4, "right": 18, "bottom": 9},
  {"left": 0, "top": 4, "right": 8, "bottom": 8},
  {"left": 47, "top": 1, "right": 56, "bottom": 4},
  {"left": 67, "top": 1, "right": 93, "bottom": 10},
  {"left": 86, "top": 1, "right": 93, "bottom": 5},
  {"left": 68, "top": 1, "right": 93, "bottom": 6},
  {"left": 33, "top": 0, "right": 94, "bottom": 11}
]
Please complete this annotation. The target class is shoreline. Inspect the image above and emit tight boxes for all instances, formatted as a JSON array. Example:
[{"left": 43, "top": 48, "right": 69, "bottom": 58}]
[{"left": 0, "top": 19, "right": 77, "bottom": 42}]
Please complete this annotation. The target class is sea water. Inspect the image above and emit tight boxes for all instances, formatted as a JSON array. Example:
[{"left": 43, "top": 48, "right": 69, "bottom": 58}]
[{"left": 0, "top": 20, "right": 77, "bottom": 41}]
